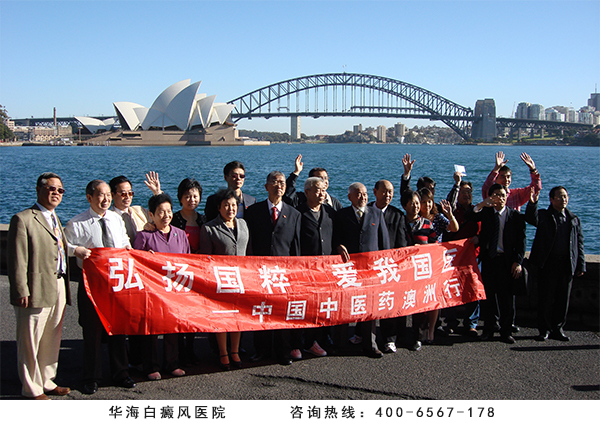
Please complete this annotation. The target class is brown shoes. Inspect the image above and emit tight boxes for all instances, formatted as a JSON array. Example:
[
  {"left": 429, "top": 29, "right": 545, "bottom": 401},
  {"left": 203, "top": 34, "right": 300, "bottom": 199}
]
[{"left": 45, "top": 386, "right": 71, "bottom": 396}]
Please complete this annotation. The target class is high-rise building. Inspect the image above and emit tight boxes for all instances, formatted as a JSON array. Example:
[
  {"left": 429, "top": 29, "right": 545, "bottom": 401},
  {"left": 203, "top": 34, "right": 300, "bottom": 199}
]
[
  {"left": 588, "top": 92, "right": 600, "bottom": 111},
  {"left": 515, "top": 102, "right": 530, "bottom": 119},
  {"left": 529, "top": 104, "right": 545, "bottom": 120},
  {"left": 353, "top": 124, "right": 363, "bottom": 134},
  {"left": 377, "top": 125, "right": 386, "bottom": 143},
  {"left": 394, "top": 122, "right": 406, "bottom": 138}
]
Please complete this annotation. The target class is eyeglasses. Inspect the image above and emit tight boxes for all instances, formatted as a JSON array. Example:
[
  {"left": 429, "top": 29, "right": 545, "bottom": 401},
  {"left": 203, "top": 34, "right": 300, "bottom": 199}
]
[
  {"left": 229, "top": 173, "right": 245, "bottom": 179},
  {"left": 117, "top": 191, "right": 134, "bottom": 198},
  {"left": 269, "top": 180, "right": 286, "bottom": 187},
  {"left": 45, "top": 185, "right": 65, "bottom": 194}
]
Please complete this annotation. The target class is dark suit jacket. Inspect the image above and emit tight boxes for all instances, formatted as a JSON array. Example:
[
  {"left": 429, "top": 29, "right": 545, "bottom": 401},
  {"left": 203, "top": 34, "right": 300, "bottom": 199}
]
[
  {"left": 333, "top": 205, "right": 391, "bottom": 254},
  {"left": 284, "top": 172, "right": 343, "bottom": 211},
  {"left": 525, "top": 201, "right": 585, "bottom": 275},
  {"left": 466, "top": 206, "right": 526, "bottom": 267},
  {"left": 244, "top": 200, "right": 301, "bottom": 256},
  {"left": 8, "top": 204, "right": 71, "bottom": 308},
  {"left": 204, "top": 192, "right": 256, "bottom": 222},
  {"left": 297, "top": 203, "right": 336, "bottom": 256},
  {"left": 368, "top": 202, "right": 407, "bottom": 249}
]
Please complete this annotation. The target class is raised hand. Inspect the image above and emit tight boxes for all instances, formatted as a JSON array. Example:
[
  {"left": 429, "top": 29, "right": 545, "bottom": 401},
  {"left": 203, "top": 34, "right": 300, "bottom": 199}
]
[
  {"left": 144, "top": 171, "right": 162, "bottom": 195},
  {"left": 530, "top": 186, "right": 540, "bottom": 203},
  {"left": 453, "top": 171, "right": 463, "bottom": 184},
  {"left": 520, "top": 152, "right": 536, "bottom": 171},
  {"left": 293, "top": 154, "right": 303, "bottom": 175},
  {"left": 493, "top": 151, "right": 507, "bottom": 172},
  {"left": 402, "top": 153, "right": 415, "bottom": 178},
  {"left": 440, "top": 199, "right": 453, "bottom": 216}
]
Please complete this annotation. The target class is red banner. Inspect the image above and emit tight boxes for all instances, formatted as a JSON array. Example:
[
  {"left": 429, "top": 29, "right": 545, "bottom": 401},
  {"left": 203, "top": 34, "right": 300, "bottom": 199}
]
[{"left": 83, "top": 239, "right": 485, "bottom": 335}]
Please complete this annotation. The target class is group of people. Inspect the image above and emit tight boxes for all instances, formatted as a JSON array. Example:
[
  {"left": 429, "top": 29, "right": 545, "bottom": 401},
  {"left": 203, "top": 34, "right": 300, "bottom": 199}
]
[{"left": 8, "top": 151, "right": 585, "bottom": 399}]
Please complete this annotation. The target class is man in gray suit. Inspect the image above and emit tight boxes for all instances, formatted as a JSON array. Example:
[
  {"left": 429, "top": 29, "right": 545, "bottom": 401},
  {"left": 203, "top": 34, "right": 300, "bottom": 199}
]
[{"left": 8, "top": 172, "right": 72, "bottom": 399}]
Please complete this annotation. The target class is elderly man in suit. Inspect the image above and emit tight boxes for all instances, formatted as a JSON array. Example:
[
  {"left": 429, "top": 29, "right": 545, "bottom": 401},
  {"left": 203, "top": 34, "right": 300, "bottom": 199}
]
[
  {"left": 284, "top": 154, "right": 343, "bottom": 210},
  {"left": 204, "top": 161, "right": 257, "bottom": 221},
  {"left": 368, "top": 179, "right": 408, "bottom": 353},
  {"left": 245, "top": 171, "right": 301, "bottom": 365},
  {"left": 8, "top": 172, "right": 72, "bottom": 400},
  {"left": 334, "top": 182, "right": 391, "bottom": 358},
  {"left": 467, "top": 183, "right": 526, "bottom": 344},
  {"left": 65, "top": 180, "right": 136, "bottom": 394}
]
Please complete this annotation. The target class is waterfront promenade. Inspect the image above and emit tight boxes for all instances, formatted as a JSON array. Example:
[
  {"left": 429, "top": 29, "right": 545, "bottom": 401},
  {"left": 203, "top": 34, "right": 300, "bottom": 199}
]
[{"left": 1, "top": 272, "right": 598, "bottom": 401}]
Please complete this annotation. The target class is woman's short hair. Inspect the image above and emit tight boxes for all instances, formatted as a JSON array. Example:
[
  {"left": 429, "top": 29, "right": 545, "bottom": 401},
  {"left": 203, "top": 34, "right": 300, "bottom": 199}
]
[
  {"left": 214, "top": 188, "right": 240, "bottom": 210},
  {"left": 177, "top": 178, "right": 202, "bottom": 205},
  {"left": 148, "top": 193, "right": 173, "bottom": 214}
]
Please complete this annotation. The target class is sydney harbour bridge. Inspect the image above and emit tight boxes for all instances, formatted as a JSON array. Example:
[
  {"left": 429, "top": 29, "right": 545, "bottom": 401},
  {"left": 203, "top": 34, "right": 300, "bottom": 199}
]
[{"left": 16, "top": 73, "right": 592, "bottom": 141}]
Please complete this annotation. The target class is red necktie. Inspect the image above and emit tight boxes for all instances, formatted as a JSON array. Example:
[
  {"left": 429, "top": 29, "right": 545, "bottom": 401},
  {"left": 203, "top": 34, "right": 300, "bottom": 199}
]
[{"left": 271, "top": 206, "right": 279, "bottom": 225}]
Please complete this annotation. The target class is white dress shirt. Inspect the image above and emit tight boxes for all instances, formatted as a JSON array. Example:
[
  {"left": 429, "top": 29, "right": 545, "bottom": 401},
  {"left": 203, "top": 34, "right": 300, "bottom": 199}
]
[{"left": 65, "top": 208, "right": 131, "bottom": 268}]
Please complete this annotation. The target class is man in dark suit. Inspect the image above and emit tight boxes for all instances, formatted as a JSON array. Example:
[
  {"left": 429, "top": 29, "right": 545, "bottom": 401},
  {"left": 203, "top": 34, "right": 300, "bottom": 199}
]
[
  {"left": 333, "top": 182, "right": 391, "bottom": 357},
  {"left": 368, "top": 179, "right": 408, "bottom": 353},
  {"left": 296, "top": 176, "right": 337, "bottom": 357},
  {"left": 467, "top": 183, "right": 526, "bottom": 344},
  {"left": 245, "top": 171, "right": 301, "bottom": 365},
  {"left": 8, "top": 172, "right": 72, "bottom": 399},
  {"left": 284, "top": 154, "right": 343, "bottom": 210},
  {"left": 205, "top": 161, "right": 256, "bottom": 221},
  {"left": 526, "top": 186, "right": 585, "bottom": 342}
]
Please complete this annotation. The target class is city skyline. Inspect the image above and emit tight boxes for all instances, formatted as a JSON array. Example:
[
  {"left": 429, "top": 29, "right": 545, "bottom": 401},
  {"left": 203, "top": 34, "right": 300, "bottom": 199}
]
[{"left": 1, "top": 0, "right": 598, "bottom": 135}]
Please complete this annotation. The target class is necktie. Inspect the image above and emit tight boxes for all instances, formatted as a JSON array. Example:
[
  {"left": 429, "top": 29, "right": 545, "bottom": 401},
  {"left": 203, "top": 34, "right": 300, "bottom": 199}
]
[
  {"left": 490, "top": 211, "right": 500, "bottom": 258},
  {"left": 51, "top": 214, "right": 66, "bottom": 274},
  {"left": 357, "top": 209, "right": 364, "bottom": 225},
  {"left": 271, "top": 206, "right": 279, "bottom": 225},
  {"left": 122, "top": 209, "right": 136, "bottom": 243},
  {"left": 99, "top": 217, "right": 115, "bottom": 248}
]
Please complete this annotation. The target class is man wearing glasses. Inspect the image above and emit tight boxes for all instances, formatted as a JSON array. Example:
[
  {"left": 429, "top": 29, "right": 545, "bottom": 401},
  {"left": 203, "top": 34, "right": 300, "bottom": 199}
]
[
  {"left": 109, "top": 172, "right": 162, "bottom": 244},
  {"left": 204, "top": 161, "right": 256, "bottom": 221},
  {"left": 8, "top": 173, "right": 72, "bottom": 399}
]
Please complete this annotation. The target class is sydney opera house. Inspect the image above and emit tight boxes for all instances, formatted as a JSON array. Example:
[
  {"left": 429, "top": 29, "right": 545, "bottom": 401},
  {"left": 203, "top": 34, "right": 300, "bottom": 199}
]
[{"left": 77, "top": 80, "right": 266, "bottom": 146}]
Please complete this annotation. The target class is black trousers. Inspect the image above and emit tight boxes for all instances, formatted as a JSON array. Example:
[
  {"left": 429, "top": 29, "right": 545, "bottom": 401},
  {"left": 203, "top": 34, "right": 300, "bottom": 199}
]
[
  {"left": 537, "top": 262, "right": 573, "bottom": 333},
  {"left": 78, "top": 278, "right": 129, "bottom": 383},
  {"left": 481, "top": 256, "right": 515, "bottom": 337}
]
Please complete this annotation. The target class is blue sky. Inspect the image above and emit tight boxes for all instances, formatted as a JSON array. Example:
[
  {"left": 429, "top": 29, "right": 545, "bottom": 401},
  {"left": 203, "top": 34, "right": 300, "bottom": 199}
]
[{"left": 1, "top": 0, "right": 598, "bottom": 135}]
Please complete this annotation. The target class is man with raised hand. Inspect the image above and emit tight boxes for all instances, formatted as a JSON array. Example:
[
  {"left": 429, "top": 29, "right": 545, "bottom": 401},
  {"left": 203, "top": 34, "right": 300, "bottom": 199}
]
[{"left": 481, "top": 151, "right": 541, "bottom": 211}]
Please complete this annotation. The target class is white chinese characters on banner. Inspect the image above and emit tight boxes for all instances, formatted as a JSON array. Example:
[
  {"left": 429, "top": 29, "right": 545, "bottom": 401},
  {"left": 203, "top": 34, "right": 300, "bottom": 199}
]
[
  {"left": 319, "top": 297, "right": 338, "bottom": 319},
  {"left": 162, "top": 261, "right": 194, "bottom": 292},
  {"left": 213, "top": 266, "right": 245, "bottom": 294},
  {"left": 378, "top": 290, "right": 395, "bottom": 311},
  {"left": 332, "top": 262, "right": 362, "bottom": 288},
  {"left": 413, "top": 253, "right": 433, "bottom": 280},
  {"left": 286, "top": 301, "right": 307, "bottom": 320},
  {"left": 442, "top": 248, "right": 458, "bottom": 273},
  {"left": 259, "top": 265, "right": 290, "bottom": 293},
  {"left": 252, "top": 301, "right": 273, "bottom": 323},
  {"left": 351, "top": 295, "right": 368, "bottom": 316},
  {"left": 373, "top": 257, "right": 401, "bottom": 284},
  {"left": 109, "top": 258, "right": 144, "bottom": 292},
  {"left": 444, "top": 278, "right": 461, "bottom": 299}
]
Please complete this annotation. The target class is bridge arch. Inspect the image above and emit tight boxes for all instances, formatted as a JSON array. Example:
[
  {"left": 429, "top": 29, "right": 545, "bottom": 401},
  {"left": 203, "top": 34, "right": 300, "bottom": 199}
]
[{"left": 228, "top": 73, "right": 473, "bottom": 139}]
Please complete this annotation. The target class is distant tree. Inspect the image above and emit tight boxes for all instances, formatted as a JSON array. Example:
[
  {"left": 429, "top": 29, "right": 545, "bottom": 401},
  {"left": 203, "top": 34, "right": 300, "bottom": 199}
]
[{"left": 0, "top": 105, "right": 15, "bottom": 141}]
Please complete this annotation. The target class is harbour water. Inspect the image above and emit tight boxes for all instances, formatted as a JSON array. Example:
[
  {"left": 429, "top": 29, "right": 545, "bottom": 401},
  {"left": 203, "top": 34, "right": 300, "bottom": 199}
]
[{"left": 1, "top": 143, "right": 599, "bottom": 253}]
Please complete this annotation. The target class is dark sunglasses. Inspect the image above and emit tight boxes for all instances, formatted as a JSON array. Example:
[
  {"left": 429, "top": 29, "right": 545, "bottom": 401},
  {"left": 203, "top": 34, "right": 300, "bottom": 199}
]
[{"left": 45, "top": 185, "right": 65, "bottom": 194}]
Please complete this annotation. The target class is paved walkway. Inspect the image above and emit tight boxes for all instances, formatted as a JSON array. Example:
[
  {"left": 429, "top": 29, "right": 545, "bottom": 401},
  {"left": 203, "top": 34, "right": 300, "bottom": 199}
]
[{"left": 1, "top": 275, "right": 598, "bottom": 402}]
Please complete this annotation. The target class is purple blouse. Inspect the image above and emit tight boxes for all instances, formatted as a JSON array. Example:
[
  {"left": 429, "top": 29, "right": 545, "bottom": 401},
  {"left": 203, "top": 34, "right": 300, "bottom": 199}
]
[{"left": 133, "top": 226, "right": 191, "bottom": 254}]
